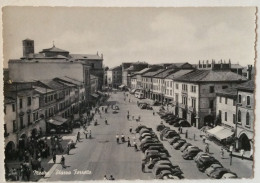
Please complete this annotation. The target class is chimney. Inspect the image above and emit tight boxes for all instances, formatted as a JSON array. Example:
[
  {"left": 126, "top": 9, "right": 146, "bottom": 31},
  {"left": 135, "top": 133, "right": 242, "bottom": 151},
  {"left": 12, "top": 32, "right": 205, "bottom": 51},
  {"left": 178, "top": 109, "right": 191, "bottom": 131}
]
[
  {"left": 220, "top": 60, "right": 223, "bottom": 69},
  {"left": 229, "top": 59, "right": 231, "bottom": 68},
  {"left": 247, "top": 65, "right": 252, "bottom": 80}
]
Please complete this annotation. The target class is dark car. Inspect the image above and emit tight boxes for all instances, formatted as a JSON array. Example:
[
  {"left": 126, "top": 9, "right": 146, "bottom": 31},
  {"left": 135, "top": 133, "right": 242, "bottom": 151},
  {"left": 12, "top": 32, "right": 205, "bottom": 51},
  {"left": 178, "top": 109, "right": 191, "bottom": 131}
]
[
  {"left": 146, "top": 104, "right": 153, "bottom": 110},
  {"left": 164, "top": 131, "right": 179, "bottom": 139},
  {"left": 140, "top": 139, "right": 160, "bottom": 148},
  {"left": 196, "top": 156, "right": 221, "bottom": 172},
  {"left": 146, "top": 146, "right": 170, "bottom": 157},
  {"left": 161, "top": 113, "right": 173, "bottom": 119},
  {"left": 168, "top": 118, "right": 181, "bottom": 125},
  {"left": 135, "top": 125, "right": 148, "bottom": 133},
  {"left": 145, "top": 151, "right": 169, "bottom": 159},
  {"left": 209, "top": 168, "right": 235, "bottom": 179},
  {"left": 172, "top": 139, "right": 187, "bottom": 150},
  {"left": 165, "top": 116, "right": 177, "bottom": 123},
  {"left": 139, "top": 128, "right": 153, "bottom": 135},
  {"left": 141, "top": 143, "right": 164, "bottom": 152},
  {"left": 156, "top": 124, "right": 166, "bottom": 132},
  {"left": 174, "top": 120, "right": 191, "bottom": 127},
  {"left": 152, "top": 164, "right": 183, "bottom": 179},
  {"left": 180, "top": 143, "right": 192, "bottom": 152},
  {"left": 205, "top": 164, "right": 223, "bottom": 176},
  {"left": 168, "top": 136, "right": 181, "bottom": 145},
  {"left": 153, "top": 101, "right": 161, "bottom": 106},
  {"left": 182, "top": 147, "right": 202, "bottom": 160}
]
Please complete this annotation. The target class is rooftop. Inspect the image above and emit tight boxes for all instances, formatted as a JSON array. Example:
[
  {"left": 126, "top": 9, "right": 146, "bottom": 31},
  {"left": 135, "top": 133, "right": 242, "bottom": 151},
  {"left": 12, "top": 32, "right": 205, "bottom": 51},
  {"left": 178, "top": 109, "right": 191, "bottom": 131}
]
[
  {"left": 55, "top": 76, "right": 84, "bottom": 86},
  {"left": 216, "top": 87, "right": 237, "bottom": 98},
  {"left": 142, "top": 69, "right": 165, "bottom": 77},
  {"left": 175, "top": 70, "right": 248, "bottom": 83},
  {"left": 70, "top": 54, "right": 103, "bottom": 60},
  {"left": 134, "top": 68, "right": 152, "bottom": 75},
  {"left": 108, "top": 65, "right": 122, "bottom": 71},
  {"left": 166, "top": 69, "right": 194, "bottom": 80},
  {"left": 33, "top": 86, "right": 55, "bottom": 94},
  {"left": 40, "top": 46, "right": 69, "bottom": 53},
  {"left": 237, "top": 80, "right": 255, "bottom": 91},
  {"left": 37, "top": 80, "right": 67, "bottom": 90},
  {"left": 153, "top": 68, "right": 178, "bottom": 78}
]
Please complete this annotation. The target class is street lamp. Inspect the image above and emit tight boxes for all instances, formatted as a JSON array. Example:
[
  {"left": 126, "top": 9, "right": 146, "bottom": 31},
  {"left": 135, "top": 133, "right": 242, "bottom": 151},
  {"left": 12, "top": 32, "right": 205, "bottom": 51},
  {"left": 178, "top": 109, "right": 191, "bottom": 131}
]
[{"left": 229, "top": 145, "right": 233, "bottom": 166}]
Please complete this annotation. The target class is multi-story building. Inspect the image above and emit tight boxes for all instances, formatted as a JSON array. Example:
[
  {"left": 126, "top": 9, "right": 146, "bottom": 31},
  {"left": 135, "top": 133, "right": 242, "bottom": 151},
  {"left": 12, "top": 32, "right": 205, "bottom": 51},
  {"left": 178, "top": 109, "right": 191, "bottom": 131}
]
[
  {"left": 174, "top": 69, "right": 247, "bottom": 129},
  {"left": 236, "top": 80, "right": 254, "bottom": 152},
  {"left": 106, "top": 65, "right": 122, "bottom": 88},
  {"left": 142, "top": 69, "right": 165, "bottom": 99},
  {"left": 122, "top": 62, "right": 148, "bottom": 88},
  {"left": 164, "top": 70, "right": 194, "bottom": 104},
  {"left": 130, "top": 76, "right": 137, "bottom": 90}
]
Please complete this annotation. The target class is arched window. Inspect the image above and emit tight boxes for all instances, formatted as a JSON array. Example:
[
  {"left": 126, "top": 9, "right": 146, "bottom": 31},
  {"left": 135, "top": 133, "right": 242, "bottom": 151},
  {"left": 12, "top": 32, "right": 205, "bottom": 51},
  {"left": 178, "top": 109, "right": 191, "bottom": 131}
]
[
  {"left": 246, "top": 112, "right": 250, "bottom": 126},
  {"left": 238, "top": 110, "right": 241, "bottom": 123}
]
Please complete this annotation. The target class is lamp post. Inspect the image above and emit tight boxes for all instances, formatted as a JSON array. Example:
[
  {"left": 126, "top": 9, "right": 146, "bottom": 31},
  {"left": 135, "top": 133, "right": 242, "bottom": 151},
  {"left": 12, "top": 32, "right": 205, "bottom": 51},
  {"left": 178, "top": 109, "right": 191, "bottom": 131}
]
[{"left": 229, "top": 145, "right": 233, "bottom": 166}]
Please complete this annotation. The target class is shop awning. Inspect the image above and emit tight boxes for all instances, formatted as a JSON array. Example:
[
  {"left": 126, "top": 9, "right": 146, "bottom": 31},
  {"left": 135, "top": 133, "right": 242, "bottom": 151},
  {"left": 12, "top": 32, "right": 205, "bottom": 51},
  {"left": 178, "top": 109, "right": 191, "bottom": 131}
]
[
  {"left": 215, "top": 128, "right": 234, "bottom": 140},
  {"left": 48, "top": 116, "right": 69, "bottom": 126},
  {"left": 207, "top": 126, "right": 234, "bottom": 140},
  {"left": 207, "top": 125, "right": 224, "bottom": 135},
  {"left": 91, "top": 94, "right": 99, "bottom": 98}
]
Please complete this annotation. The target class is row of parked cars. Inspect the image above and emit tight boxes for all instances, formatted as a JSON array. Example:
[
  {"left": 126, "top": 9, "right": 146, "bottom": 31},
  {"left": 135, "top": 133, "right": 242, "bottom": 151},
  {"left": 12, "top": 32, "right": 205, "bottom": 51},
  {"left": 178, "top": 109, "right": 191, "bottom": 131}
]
[
  {"left": 158, "top": 111, "right": 191, "bottom": 127},
  {"left": 156, "top": 124, "right": 238, "bottom": 179},
  {"left": 135, "top": 125, "right": 184, "bottom": 179}
]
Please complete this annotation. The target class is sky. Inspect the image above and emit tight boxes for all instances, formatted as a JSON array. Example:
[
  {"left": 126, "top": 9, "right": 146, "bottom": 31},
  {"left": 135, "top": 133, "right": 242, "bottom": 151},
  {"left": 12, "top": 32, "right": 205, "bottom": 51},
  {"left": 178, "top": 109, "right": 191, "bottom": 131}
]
[{"left": 2, "top": 7, "right": 256, "bottom": 68}]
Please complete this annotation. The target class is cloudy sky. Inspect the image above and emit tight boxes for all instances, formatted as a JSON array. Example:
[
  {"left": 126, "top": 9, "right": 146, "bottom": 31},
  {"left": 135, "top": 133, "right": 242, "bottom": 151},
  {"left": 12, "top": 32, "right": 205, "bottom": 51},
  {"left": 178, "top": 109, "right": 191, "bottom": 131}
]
[{"left": 3, "top": 7, "right": 256, "bottom": 68}]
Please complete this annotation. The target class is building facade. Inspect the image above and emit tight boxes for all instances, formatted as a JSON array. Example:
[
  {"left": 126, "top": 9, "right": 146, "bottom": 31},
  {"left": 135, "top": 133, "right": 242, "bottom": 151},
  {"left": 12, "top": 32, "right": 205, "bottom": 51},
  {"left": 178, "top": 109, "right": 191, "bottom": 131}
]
[{"left": 106, "top": 65, "right": 122, "bottom": 88}]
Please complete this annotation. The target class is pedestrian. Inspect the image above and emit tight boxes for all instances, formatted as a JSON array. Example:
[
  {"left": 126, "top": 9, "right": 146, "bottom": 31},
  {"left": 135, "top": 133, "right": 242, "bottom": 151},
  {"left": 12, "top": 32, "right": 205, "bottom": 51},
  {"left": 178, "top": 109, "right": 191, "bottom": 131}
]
[
  {"left": 61, "top": 155, "right": 66, "bottom": 168},
  {"left": 67, "top": 145, "right": 70, "bottom": 155},
  {"left": 185, "top": 130, "right": 188, "bottom": 139},
  {"left": 53, "top": 153, "right": 56, "bottom": 164},
  {"left": 89, "top": 130, "right": 92, "bottom": 139},
  {"left": 129, "top": 126, "right": 133, "bottom": 133},
  {"left": 221, "top": 147, "right": 224, "bottom": 159},
  {"left": 104, "top": 175, "right": 108, "bottom": 180},
  {"left": 180, "top": 126, "right": 183, "bottom": 134},
  {"left": 133, "top": 141, "right": 138, "bottom": 151},
  {"left": 116, "top": 134, "right": 119, "bottom": 144},
  {"left": 127, "top": 137, "right": 131, "bottom": 147},
  {"left": 127, "top": 110, "right": 129, "bottom": 115},
  {"left": 105, "top": 118, "right": 108, "bottom": 125},
  {"left": 153, "top": 111, "right": 155, "bottom": 115},
  {"left": 138, "top": 115, "right": 141, "bottom": 121},
  {"left": 141, "top": 161, "right": 145, "bottom": 173},
  {"left": 132, "top": 115, "right": 134, "bottom": 120},
  {"left": 127, "top": 114, "right": 129, "bottom": 120},
  {"left": 109, "top": 175, "right": 115, "bottom": 180},
  {"left": 178, "top": 126, "right": 181, "bottom": 133}
]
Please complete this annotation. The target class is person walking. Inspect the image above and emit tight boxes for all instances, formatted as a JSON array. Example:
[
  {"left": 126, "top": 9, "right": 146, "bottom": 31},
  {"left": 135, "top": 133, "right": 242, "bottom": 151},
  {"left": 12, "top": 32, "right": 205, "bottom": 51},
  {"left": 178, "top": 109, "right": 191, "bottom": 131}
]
[
  {"left": 127, "top": 137, "right": 131, "bottom": 147},
  {"left": 129, "top": 126, "right": 133, "bottom": 133},
  {"left": 138, "top": 115, "right": 141, "bottom": 121},
  {"left": 221, "top": 147, "right": 225, "bottom": 159},
  {"left": 185, "top": 130, "right": 188, "bottom": 139},
  {"left": 116, "top": 134, "right": 119, "bottom": 144},
  {"left": 133, "top": 141, "right": 138, "bottom": 151},
  {"left": 53, "top": 153, "right": 56, "bottom": 164},
  {"left": 105, "top": 118, "right": 108, "bottom": 125},
  {"left": 61, "top": 155, "right": 66, "bottom": 169},
  {"left": 104, "top": 175, "right": 108, "bottom": 180},
  {"left": 127, "top": 114, "right": 129, "bottom": 120},
  {"left": 153, "top": 111, "right": 155, "bottom": 116},
  {"left": 202, "top": 136, "right": 206, "bottom": 143},
  {"left": 180, "top": 126, "right": 183, "bottom": 134}
]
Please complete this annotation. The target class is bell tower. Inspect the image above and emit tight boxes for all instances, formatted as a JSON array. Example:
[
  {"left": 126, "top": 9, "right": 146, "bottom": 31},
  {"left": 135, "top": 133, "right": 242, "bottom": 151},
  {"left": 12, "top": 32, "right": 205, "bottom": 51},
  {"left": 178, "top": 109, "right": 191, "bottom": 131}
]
[{"left": 22, "top": 39, "right": 34, "bottom": 58}]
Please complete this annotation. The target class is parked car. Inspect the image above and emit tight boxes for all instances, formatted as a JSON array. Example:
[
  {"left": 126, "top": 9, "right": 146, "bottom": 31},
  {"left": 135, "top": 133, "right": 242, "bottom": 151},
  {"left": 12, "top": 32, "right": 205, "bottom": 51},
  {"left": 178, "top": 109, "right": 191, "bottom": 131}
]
[
  {"left": 146, "top": 146, "right": 170, "bottom": 157},
  {"left": 145, "top": 151, "right": 169, "bottom": 159},
  {"left": 161, "top": 113, "right": 173, "bottom": 119},
  {"left": 182, "top": 147, "right": 202, "bottom": 160},
  {"left": 152, "top": 164, "right": 183, "bottom": 179},
  {"left": 168, "top": 136, "right": 181, "bottom": 145},
  {"left": 180, "top": 143, "right": 192, "bottom": 152},
  {"left": 160, "top": 128, "right": 171, "bottom": 136},
  {"left": 173, "top": 139, "right": 187, "bottom": 150},
  {"left": 209, "top": 168, "right": 235, "bottom": 179},
  {"left": 205, "top": 164, "right": 223, "bottom": 176},
  {"left": 146, "top": 157, "right": 170, "bottom": 169},
  {"left": 156, "top": 124, "right": 166, "bottom": 132},
  {"left": 168, "top": 118, "right": 181, "bottom": 125},
  {"left": 221, "top": 172, "right": 238, "bottom": 179},
  {"left": 162, "top": 174, "right": 181, "bottom": 179},
  {"left": 139, "top": 128, "right": 153, "bottom": 135},
  {"left": 196, "top": 156, "right": 221, "bottom": 172},
  {"left": 146, "top": 104, "right": 153, "bottom": 110},
  {"left": 135, "top": 125, "right": 148, "bottom": 133},
  {"left": 141, "top": 143, "right": 164, "bottom": 152},
  {"left": 153, "top": 160, "right": 182, "bottom": 172},
  {"left": 194, "top": 152, "right": 212, "bottom": 162},
  {"left": 164, "top": 130, "right": 179, "bottom": 139},
  {"left": 173, "top": 120, "right": 191, "bottom": 127},
  {"left": 140, "top": 139, "right": 160, "bottom": 148},
  {"left": 152, "top": 101, "right": 161, "bottom": 106}
]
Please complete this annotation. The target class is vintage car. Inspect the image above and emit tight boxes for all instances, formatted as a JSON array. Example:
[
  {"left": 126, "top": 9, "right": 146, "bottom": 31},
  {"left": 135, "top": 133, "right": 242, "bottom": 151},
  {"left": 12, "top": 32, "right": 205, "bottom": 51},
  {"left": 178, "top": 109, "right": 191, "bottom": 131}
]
[
  {"left": 180, "top": 142, "right": 193, "bottom": 152},
  {"left": 182, "top": 147, "right": 202, "bottom": 160},
  {"left": 205, "top": 164, "right": 223, "bottom": 176},
  {"left": 196, "top": 156, "right": 221, "bottom": 172},
  {"left": 172, "top": 139, "right": 187, "bottom": 150}
]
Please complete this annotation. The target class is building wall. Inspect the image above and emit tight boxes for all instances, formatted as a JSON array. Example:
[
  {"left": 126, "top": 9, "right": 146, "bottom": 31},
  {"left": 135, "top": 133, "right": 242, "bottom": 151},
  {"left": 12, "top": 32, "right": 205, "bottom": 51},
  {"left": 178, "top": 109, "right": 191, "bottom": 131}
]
[
  {"left": 216, "top": 95, "right": 236, "bottom": 128},
  {"left": 9, "top": 62, "right": 84, "bottom": 82},
  {"left": 131, "top": 78, "right": 137, "bottom": 89},
  {"left": 4, "top": 102, "right": 17, "bottom": 147},
  {"left": 164, "top": 79, "right": 174, "bottom": 99}
]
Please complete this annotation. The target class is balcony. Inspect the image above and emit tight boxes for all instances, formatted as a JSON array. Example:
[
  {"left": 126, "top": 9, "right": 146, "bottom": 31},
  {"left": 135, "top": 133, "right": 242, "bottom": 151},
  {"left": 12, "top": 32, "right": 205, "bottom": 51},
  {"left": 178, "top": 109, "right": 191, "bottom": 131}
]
[{"left": 181, "top": 90, "right": 188, "bottom": 95}]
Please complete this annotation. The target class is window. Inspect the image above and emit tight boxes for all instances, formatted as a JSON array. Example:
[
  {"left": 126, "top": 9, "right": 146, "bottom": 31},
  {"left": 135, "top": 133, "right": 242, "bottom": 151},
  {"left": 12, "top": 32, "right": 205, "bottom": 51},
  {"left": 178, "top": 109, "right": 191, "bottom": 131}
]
[
  {"left": 33, "top": 113, "right": 36, "bottom": 121},
  {"left": 233, "top": 99, "right": 236, "bottom": 106},
  {"left": 45, "top": 110, "right": 48, "bottom": 118},
  {"left": 191, "top": 85, "right": 196, "bottom": 93},
  {"left": 19, "top": 98, "right": 23, "bottom": 109},
  {"left": 27, "top": 97, "right": 31, "bottom": 106},
  {"left": 222, "top": 85, "right": 228, "bottom": 89},
  {"left": 27, "top": 114, "right": 31, "bottom": 124},
  {"left": 225, "top": 97, "right": 228, "bottom": 104},
  {"left": 233, "top": 114, "right": 236, "bottom": 124},
  {"left": 210, "top": 86, "right": 215, "bottom": 93},
  {"left": 20, "top": 116, "right": 24, "bottom": 129},
  {"left": 238, "top": 94, "right": 242, "bottom": 103},
  {"left": 182, "top": 96, "right": 187, "bottom": 105},
  {"left": 12, "top": 104, "right": 15, "bottom": 112},
  {"left": 209, "top": 100, "right": 214, "bottom": 109},
  {"left": 238, "top": 110, "right": 241, "bottom": 123},
  {"left": 247, "top": 96, "right": 250, "bottom": 106},
  {"left": 170, "top": 82, "right": 173, "bottom": 88},
  {"left": 170, "top": 90, "right": 172, "bottom": 96},
  {"left": 225, "top": 112, "right": 227, "bottom": 121},
  {"left": 219, "top": 110, "right": 222, "bottom": 117},
  {"left": 219, "top": 96, "right": 222, "bottom": 103},
  {"left": 246, "top": 112, "right": 250, "bottom": 126},
  {"left": 176, "top": 83, "right": 179, "bottom": 89},
  {"left": 13, "top": 120, "right": 16, "bottom": 132},
  {"left": 191, "top": 98, "right": 196, "bottom": 108},
  {"left": 45, "top": 96, "right": 48, "bottom": 103}
]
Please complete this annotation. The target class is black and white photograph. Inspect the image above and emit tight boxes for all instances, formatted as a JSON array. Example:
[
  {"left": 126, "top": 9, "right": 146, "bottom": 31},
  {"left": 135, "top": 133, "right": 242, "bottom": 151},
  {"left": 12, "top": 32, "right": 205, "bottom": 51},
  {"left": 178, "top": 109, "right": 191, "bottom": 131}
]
[{"left": 2, "top": 6, "right": 256, "bottom": 181}]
